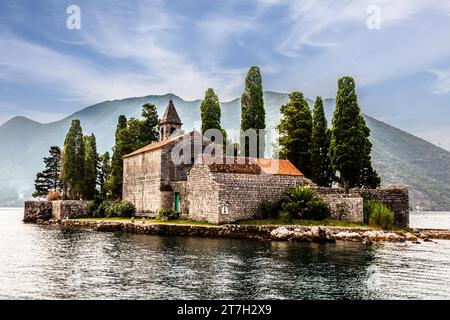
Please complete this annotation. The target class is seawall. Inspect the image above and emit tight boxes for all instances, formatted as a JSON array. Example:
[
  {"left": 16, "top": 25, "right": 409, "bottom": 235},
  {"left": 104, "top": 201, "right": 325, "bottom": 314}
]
[{"left": 38, "top": 219, "right": 450, "bottom": 243}]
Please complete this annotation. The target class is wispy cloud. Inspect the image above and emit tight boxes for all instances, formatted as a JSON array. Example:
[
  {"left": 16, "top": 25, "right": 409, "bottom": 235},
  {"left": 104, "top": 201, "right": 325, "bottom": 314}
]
[
  {"left": 0, "top": 0, "right": 450, "bottom": 132},
  {"left": 276, "top": 0, "right": 450, "bottom": 57},
  {"left": 429, "top": 68, "right": 450, "bottom": 94}
]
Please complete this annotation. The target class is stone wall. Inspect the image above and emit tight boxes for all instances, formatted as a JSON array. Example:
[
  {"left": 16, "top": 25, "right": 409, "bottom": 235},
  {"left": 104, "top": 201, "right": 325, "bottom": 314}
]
[
  {"left": 23, "top": 201, "right": 53, "bottom": 222},
  {"left": 214, "top": 173, "right": 310, "bottom": 224},
  {"left": 354, "top": 186, "right": 409, "bottom": 227},
  {"left": 186, "top": 165, "right": 311, "bottom": 224},
  {"left": 123, "top": 149, "right": 163, "bottom": 214},
  {"left": 186, "top": 164, "right": 221, "bottom": 223},
  {"left": 52, "top": 200, "right": 92, "bottom": 219},
  {"left": 313, "top": 188, "right": 363, "bottom": 223},
  {"left": 24, "top": 200, "right": 92, "bottom": 222},
  {"left": 315, "top": 186, "right": 409, "bottom": 227}
]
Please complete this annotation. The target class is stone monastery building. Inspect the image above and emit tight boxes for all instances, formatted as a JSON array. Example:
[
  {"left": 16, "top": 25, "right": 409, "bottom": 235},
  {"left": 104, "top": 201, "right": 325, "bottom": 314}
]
[{"left": 122, "top": 98, "right": 312, "bottom": 224}]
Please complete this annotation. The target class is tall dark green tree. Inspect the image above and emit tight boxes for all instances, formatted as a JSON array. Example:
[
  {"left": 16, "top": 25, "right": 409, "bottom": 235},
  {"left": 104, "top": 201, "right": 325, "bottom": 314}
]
[
  {"left": 98, "top": 152, "right": 111, "bottom": 198},
  {"left": 83, "top": 134, "right": 98, "bottom": 200},
  {"left": 141, "top": 103, "right": 159, "bottom": 144},
  {"left": 241, "top": 66, "right": 266, "bottom": 157},
  {"left": 127, "top": 117, "right": 145, "bottom": 150},
  {"left": 63, "top": 119, "right": 85, "bottom": 199},
  {"left": 311, "top": 97, "right": 333, "bottom": 187},
  {"left": 32, "top": 146, "right": 63, "bottom": 198},
  {"left": 329, "top": 76, "right": 380, "bottom": 191},
  {"left": 201, "top": 88, "right": 221, "bottom": 133},
  {"left": 109, "top": 115, "right": 133, "bottom": 199},
  {"left": 277, "top": 91, "right": 312, "bottom": 177},
  {"left": 201, "top": 88, "right": 227, "bottom": 143},
  {"left": 127, "top": 104, "right": 159, "bottom": 150}
]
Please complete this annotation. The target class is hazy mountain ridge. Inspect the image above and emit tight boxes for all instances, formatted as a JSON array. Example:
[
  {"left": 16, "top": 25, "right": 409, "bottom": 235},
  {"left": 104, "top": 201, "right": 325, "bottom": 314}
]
[{"left": 0, "top": 92, "right": 449, "bottom": 210}]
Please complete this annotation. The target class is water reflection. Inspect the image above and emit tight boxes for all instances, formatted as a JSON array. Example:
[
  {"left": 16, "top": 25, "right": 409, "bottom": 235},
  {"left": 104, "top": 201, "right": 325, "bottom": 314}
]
[{"left": 1, "top": 208, "right": 450, "bottom": 299}]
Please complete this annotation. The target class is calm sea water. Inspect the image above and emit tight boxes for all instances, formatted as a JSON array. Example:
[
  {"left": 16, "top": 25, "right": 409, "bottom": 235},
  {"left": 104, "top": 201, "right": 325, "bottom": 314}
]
[{"left": 0, "top": 208, "right": 449, "bottom": 300}]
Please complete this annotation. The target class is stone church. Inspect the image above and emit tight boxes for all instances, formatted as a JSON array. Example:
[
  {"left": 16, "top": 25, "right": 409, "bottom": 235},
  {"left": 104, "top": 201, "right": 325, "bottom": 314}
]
[{"left": 122, "top": 98, "right": 312, "bottom": 224}]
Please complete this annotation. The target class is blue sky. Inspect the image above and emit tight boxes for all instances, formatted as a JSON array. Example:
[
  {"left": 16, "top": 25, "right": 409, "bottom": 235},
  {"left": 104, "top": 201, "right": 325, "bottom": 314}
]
[{"left": 1, "top": 0, "right": 450, "bottom": 148}]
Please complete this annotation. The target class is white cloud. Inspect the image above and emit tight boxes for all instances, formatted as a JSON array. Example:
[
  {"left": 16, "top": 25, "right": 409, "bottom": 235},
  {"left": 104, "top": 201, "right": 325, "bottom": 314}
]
[
  {"left": 277, "top": 0, "right": 450, "bottom": 56},
  {"left": 430, "top": 69, "right": 450, "bottom": 94},
  {"left": 265, "top": 0, "right": 450, "bottom": 98}
]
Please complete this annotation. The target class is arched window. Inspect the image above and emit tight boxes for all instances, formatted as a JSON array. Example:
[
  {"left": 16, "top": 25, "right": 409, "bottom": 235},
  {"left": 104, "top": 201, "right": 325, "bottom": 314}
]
[{"left": 170, "top": 127, "right": 176, "bottom": 135}]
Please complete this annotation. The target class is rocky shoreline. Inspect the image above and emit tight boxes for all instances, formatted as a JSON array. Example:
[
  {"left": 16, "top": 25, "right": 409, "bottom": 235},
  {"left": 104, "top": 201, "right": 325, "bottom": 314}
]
[{"left": 35, "top": 218, "right": 450, "bottom": 244}]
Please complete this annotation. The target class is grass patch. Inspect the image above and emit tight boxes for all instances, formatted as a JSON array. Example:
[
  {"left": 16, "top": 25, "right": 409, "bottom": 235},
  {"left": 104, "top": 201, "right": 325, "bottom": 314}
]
[
  {"left": 78, "top": 217, "right": 216, "bottom": 226},
  {"left": 79, "top": 217, "right": 131, "bottom": 221},
  {"left": 237, "top": 219, "right": 369, "bottom": 228},
  {"left": 146, "top": 219, "right": 216, "bottom": 226}
]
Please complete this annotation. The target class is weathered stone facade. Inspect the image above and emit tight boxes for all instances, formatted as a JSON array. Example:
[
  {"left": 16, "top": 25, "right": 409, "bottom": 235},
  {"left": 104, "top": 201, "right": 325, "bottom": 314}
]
[
  {"left": 313, "top": 188, "right": 364, "bottom": 223},
  {"left": 186, "top": 165, "right": 310, "bottom": 224},
  {"left": 52, "top": 200, "right": 92, "bottom": 219},
  {"left": 23, "top": 201, "right": 52, "bottom": 222},
  {"left": 24, "top": 200, "right": 92, "bottom": 222},
  {"left": 122, "top": 130, "right": 207, "bottom": 214}
]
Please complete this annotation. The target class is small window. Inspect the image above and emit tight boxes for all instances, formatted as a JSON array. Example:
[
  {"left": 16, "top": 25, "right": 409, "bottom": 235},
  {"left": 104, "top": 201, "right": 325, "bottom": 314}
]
[{"left": 221, "top": 204, "right": 229, "bottom": 215}]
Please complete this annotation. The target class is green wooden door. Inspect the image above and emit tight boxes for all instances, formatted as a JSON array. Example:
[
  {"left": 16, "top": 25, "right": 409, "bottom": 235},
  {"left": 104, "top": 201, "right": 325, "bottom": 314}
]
[{"left": 175, "top": 193, "right": 180, "bottom": 212}]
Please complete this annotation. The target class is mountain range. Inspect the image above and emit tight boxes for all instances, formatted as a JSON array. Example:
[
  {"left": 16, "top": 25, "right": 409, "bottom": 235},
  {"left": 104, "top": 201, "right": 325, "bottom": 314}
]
[{"left": 0, "top": 91, "right": 449, "bottom": 210}]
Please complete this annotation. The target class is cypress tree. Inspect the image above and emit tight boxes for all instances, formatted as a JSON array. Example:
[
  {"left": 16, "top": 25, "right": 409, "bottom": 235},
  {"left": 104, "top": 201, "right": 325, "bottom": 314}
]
[
  {"left": 109, "top": 115, "right": 133, "bottom": 200},
  {"left": 329, "top": 76, "right": 380, "bottom": 192},
  {"left": 83, "top": 134, "right": 98, "bottom": 200},
  {"left": 241, "top": 66, "right": 266, "bottom": 157},
  {"left": 62, "top": 119, "right": 85, "bottom": 199},
  {"left": 98, "top": 152, "right": 111, "bottom": 198},
  {"left": 201, "top": 88, "right": 221, "bottom": 133},
  {"left": 32, "top": 146, "right": 63, "bottom": 198},
  {"left": 277, "top": 91, "right": 312, "bottom": 177},
  {"left": 311, "top": 97, "right": 333, "bottom": 187},
  {"left": 141, "top": 103, "right": 159, "bottom": 144},
  {"left": 201, "top": 88, "right": 226, "bottom": 142}
]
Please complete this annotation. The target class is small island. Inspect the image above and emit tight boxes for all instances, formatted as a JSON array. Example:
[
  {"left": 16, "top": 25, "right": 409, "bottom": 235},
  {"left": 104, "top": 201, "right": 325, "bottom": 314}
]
[{"left": 24, "top": 67, "right": 447, "bottom": 243}]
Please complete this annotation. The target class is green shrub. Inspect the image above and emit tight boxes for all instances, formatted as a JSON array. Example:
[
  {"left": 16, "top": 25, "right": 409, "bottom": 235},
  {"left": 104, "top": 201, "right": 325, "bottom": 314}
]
[
  {"left": 257, "top": 199, "right": 283, "bottom": 219},
  {"left": 280, "top": 186, "right": 330, "bottom": 221},
  {"left": 279, "top": 210, "right": 292, "bottom": 223},
  {"left": 305, "top": 200, "right": 330, "bottom": 220},
  {"left": 157, "top": 208, "right": 179, "bottom": 221},
  {"left": 365, "top": 200, "right": 395, "bottom": 230},
  {"left": 363, "top": 200, "right": 375, "bottom": 224},
  {"left": 115, "top": 201, "right": 135, "bottom": 218},
  {"left": 91, "top": 200, "right": 135, "bottom": 218},
  {"left": 88, "top": 195, "right": 106, "bottom": 217}
]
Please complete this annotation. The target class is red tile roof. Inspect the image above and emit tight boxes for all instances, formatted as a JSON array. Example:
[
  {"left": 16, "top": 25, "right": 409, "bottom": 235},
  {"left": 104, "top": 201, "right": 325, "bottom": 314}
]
[{"left": 202, "top": 156, "right": 303, "bottom": 176}]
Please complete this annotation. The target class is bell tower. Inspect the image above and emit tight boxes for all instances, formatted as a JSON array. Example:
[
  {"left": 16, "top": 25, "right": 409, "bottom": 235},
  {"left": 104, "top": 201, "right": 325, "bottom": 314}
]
[{"left": 160, "top": 96, "right": 182, "bottom": 141}]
